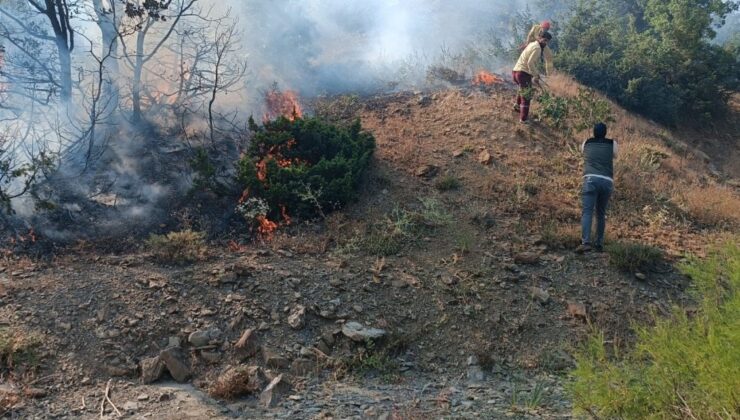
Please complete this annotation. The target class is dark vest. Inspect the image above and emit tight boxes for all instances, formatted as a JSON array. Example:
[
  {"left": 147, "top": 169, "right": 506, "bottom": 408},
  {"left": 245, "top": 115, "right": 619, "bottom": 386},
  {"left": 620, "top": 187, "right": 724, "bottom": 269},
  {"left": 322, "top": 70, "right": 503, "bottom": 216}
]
[{"left": 583, "top": 137, "right": 614, "bottom": 179}]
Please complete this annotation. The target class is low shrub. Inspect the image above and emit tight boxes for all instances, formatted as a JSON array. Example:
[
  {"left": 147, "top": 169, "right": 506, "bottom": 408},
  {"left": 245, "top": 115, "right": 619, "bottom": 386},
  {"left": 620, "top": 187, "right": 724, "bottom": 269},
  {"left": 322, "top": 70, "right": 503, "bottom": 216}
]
[
  {"left": 237, "top": 116, "right": 375, "bottom": 221},
  {"left": 146, "top": 229, "right": 208, "bottom": 263}
]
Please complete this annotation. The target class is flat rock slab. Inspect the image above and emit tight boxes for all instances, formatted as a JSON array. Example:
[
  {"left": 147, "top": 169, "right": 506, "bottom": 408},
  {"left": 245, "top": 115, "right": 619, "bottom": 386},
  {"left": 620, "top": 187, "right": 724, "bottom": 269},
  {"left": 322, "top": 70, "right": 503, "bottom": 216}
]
[{"left": 342, "top": 321, "right": 386, "bottom": 342}]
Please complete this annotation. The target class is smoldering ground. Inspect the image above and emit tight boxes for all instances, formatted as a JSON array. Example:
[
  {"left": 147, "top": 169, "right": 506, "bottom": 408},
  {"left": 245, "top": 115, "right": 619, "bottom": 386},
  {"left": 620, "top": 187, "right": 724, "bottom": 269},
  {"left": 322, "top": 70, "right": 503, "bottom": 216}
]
[{"left": 0, "top": 0, "right": 539, "bottom": 244}]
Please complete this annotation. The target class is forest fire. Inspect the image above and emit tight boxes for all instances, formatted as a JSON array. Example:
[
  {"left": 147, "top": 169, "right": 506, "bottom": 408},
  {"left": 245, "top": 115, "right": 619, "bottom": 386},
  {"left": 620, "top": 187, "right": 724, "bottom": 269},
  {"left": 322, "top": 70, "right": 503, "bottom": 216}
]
[
  {"left": 263, "top": 88, "right": 303, "bottom": 122},
  {"left": 472, "top": 70, "right": 505, "bottom": 86},
  {"left": 240, "top": 92, "right": 304, "bottom": 240}
]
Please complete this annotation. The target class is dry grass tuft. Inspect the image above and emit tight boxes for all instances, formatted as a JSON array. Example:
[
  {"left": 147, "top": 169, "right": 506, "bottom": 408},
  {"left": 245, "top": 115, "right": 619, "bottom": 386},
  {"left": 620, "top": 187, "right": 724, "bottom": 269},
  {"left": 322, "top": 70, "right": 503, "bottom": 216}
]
[
  {"left": 208, "top": 365, "right": 264, "bottom": 400},
  {"left": 681, "top": 185, "right": 740, "bottom": 227},
  {"left": 146, "top": 229, "right": 208, "bottom": 263}
]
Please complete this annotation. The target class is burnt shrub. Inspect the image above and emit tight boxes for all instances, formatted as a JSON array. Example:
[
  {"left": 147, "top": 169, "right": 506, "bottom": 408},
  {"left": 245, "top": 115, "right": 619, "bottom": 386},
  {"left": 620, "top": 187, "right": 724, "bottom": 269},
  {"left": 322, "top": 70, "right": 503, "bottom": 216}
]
[{"left": 237, "top": 116, "right": 375, "bottom": 220}]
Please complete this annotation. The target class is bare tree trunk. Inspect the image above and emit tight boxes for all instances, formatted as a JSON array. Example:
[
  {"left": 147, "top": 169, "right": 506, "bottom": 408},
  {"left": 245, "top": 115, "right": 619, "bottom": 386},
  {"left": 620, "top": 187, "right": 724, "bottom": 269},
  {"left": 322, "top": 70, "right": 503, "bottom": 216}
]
[
  {"left": 28, "top": 0, "right": 75, "bottom": 101},
  {"left": 132, "top": 28, "right": 146, "bottom": 123},
  {"left": 92, "top": 0, "right": 120, "bottom": 107},
  {"left": 56, "top": 36, "right": 72, "bottom": 100}
]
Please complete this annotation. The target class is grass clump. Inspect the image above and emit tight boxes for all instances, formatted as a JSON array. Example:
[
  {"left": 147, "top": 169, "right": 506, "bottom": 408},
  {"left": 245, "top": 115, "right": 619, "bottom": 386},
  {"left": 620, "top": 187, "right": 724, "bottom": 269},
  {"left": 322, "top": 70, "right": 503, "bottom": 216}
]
[
  {"left": 417, "top": 197, "right": 453, "bottom": 228},
  {"left": 345, "top": 337, "right": 407, "bottom": 383},
  {"left": 605, "top": 241, "right": 663, "bottom": 272},
  {"left": 0, "top": 328, "right": 42, "bottom": 377},
  {"left": 363, "top": 231, "right": 403, "bottom": 257},
  {"left": 362, "top": 199, "right": 452, "bottom": 256},
  {"left": 146, "top": 229, "right": 208, "bottom": 263},
  {"left": 569, "top": 242, "right": 740, "bottom": 419},
  {"left": 435, "top": 175, "right": 461, "bottom": 192},
  {"left": 541, "top": 221, "right": 581, "bottom": 250}
]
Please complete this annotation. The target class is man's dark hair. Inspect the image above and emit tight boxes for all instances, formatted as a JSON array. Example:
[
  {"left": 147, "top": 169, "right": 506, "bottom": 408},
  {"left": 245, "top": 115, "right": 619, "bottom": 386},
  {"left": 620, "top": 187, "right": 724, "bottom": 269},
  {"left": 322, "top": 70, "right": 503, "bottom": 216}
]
[
  {"left": 593, "top": 122, "right": 607, "bottom": 138},
  {"left": 538, "top": 30, "right": 552, "bottom": 40}
]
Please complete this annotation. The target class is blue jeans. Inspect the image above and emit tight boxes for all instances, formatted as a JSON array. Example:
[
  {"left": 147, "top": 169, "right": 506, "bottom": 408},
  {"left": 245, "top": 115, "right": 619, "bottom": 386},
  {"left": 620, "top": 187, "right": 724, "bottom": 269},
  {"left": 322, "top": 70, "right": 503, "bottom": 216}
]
[{"left": 581, "top": 176, "right": 613, "bottom": 246}]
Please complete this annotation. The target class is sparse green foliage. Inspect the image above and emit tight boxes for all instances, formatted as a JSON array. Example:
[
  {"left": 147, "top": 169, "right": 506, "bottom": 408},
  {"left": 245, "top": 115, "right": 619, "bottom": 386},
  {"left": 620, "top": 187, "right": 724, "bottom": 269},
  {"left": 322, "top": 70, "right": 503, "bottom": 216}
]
[
  {"left": 536, "top": 87, "right": 614, "bottom": 132},
  {"left": 569, "top": 87, "right": 615, "bottom": 131},
  {"left": 363, "top": 230, "right": 404, "bottom": 256},
  {"left": 454, "top": 228, "right": 476, "bottom": 253},
  {"left": 606, "top": 241, "right": 663, "bottom": 272},
  {"left": 363, "top": 206, "right": 415, "bottom": 256},
  {"left": 511, "top": 381, "right": 547, "bottom": 410},
  {"left": 537, "top": 90, "right": 570, "bottom": 129},
  {"left": 146, "top": 229, "right": 208, "bottom": 263},
  {"left": 570, "top": 242, "right": 740, "bottom": 418},
  {"left": 0, "top": 147, "right": 54, "bottom": 215},
  {"left": 237, "top": 116, "right": 375, "bottom": 221},
  {"left": 361, "top": 199, "right": 452, "bottom": 256},
  {"left": 417, "top": 197, "right": 453, "bottom": 228}
]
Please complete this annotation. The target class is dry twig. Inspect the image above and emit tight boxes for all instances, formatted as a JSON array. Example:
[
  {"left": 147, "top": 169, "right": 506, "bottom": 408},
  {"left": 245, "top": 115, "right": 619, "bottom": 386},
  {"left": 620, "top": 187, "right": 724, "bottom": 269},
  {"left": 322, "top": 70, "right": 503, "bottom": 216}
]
[{"left": 100, "top": 379, "right": 122, "bottom": 418}]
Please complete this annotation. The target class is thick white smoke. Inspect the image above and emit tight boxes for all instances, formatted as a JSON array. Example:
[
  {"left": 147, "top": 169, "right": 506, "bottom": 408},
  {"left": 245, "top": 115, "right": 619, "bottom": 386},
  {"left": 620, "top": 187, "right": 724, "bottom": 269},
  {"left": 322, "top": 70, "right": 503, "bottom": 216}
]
[{"left": 234, "top": 0, "right": 533, "bottom": 97}]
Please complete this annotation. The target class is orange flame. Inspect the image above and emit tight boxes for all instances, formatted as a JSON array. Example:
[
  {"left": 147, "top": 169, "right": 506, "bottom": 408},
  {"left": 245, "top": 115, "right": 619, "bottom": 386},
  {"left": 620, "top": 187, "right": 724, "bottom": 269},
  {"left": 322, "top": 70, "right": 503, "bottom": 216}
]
[
  {"left": 255, "top": 139, "right": 300, "bottom": 183},
  {"left": 263, "top": 89, "right": 303, "bottom": 122},
  {"left": 472, "top": 70, "right": 505, "bottom": 86},
  {"left": 256, "top": 215, "right": 278, "bottom": 239}
]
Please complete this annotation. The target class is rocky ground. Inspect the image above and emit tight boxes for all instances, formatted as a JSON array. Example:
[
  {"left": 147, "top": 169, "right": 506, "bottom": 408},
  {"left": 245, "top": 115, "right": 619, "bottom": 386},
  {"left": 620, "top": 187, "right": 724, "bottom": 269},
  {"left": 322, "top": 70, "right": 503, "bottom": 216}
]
[{"left": 1, "top": 77, "right": 736, "bottom": 418}]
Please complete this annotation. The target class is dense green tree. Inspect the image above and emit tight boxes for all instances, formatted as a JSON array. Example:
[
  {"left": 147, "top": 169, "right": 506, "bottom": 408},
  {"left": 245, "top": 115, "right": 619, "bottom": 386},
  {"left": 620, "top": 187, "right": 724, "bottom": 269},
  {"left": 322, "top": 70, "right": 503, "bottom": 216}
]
[{"left": 556, "top": 0, "right": 739, "bottom": 125}]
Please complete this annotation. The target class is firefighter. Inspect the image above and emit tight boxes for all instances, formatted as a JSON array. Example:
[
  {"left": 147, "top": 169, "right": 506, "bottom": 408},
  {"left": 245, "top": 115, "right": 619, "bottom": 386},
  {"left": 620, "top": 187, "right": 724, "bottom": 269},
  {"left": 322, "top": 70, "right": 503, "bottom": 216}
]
[
  {"left": 512, "top": 30, "right": 552, "bottom": 123},
  {"left": 519, "top": 21, "right": 554, "bottom": 76}
]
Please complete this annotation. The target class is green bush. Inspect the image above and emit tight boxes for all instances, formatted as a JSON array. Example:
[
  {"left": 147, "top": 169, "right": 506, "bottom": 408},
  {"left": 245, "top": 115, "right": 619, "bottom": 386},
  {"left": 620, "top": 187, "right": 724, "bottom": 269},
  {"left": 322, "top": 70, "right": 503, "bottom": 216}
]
[
  {"left": 238, "top": 116, "right": 375, "bottom": 220},
  {"left": 606, "top": 241, "right": 663, "bottom": 272},
  {"left": 570, "top": 242, "right": 740, "bottom": 418}
]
